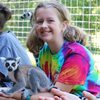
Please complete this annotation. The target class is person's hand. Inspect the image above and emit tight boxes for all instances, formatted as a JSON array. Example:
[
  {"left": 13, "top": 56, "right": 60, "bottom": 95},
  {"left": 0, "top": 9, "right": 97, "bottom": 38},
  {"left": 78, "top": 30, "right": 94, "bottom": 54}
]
[
  {"left": 83, "top": 91, "right": 97, "bottom": 100},
  {"left": 52, "top": 88, "right": 80, "bottom": 100},
  {"left": 39, "top": 88, "right": 81, "bottom": 100},
  {"left": 39, "top": 96, "right": 54, "bottom": 100},
  {"left": 0, "top": 92, "right": 12, "bottom": 98},
  {"left": 0, "top": 92, "right": 17, "bottom": 100},
  {"left": 31, "top": 92, "right": 54, "bottom": 100},
  {"left": 0, "top": 90, "right": 22, "bottom": 100}
]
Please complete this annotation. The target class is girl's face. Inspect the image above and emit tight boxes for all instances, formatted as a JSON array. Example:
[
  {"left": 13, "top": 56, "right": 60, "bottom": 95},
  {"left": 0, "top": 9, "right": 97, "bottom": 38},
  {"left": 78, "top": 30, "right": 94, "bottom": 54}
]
[{"left": 35, "top": 7, "right": 66, "bottom": 43}]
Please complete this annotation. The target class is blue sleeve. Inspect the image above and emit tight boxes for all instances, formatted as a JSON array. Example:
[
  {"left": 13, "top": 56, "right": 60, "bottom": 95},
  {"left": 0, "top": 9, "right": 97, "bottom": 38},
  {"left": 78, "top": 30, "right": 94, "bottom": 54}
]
[{"left": 0, "top": 46, "right": 13, "bottom": 57}]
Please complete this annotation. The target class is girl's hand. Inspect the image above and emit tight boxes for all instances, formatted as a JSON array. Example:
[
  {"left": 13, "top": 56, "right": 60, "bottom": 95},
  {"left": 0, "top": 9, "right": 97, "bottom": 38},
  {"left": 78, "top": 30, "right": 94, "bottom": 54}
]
[
  {"left": 39, "top": 88, "right": 80, "bottom": 100},
  {"left": 39, "top": 96, "right": 55, "bottom": 100},
  {"left": 83, "top": 91, "right": 97, "bottom": 100},
  {"left": 0, "top": 92, "right": 17, "bottom": 100},
  {"left": 0, "top": 91, "right": 22, "bottom": 100},
  {"left": 51, "top": 88, "right": 80, "bottom": 100},
  {"left": 0, "top": 92, "right": 12, "bottom": 98}
]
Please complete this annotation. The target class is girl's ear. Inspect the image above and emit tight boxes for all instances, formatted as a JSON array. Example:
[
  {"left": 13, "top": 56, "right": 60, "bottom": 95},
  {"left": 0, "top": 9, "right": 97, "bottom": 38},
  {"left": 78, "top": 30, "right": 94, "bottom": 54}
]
[{"left": 62, "top": 21, "right": 68, "bottom": 33}]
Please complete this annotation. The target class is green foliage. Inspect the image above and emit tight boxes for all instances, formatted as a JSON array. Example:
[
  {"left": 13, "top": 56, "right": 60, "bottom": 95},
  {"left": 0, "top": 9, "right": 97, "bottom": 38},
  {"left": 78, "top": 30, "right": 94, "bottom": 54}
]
[{"left": 61, "top": 0, "right": 100, "bottom": 34}]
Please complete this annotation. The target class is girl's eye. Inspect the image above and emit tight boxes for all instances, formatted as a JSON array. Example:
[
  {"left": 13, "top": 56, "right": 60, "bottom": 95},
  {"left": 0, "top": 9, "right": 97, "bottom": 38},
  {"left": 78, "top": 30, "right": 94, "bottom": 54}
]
[
  {"left": 48, "top": 19, "right": 54, "bottom": 23},
  {"left": 36, "top": 20, "right": 43, "bottom": 24},
  {"left": 36, "top": 19, "right": 54, "bottom": 24}
]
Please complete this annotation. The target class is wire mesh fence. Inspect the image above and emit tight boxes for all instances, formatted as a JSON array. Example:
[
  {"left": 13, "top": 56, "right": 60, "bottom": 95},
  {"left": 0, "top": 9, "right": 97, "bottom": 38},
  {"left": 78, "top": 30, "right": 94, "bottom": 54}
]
[{"left": 1, "top": 0, "right": 100, "bottom": 69}]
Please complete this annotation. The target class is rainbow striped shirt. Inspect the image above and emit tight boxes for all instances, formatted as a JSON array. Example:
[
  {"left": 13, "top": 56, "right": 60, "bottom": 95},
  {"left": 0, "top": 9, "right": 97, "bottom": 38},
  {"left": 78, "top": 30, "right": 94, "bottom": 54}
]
[{"left": 38, "top": 41, "right": 100, "bottom": 96}]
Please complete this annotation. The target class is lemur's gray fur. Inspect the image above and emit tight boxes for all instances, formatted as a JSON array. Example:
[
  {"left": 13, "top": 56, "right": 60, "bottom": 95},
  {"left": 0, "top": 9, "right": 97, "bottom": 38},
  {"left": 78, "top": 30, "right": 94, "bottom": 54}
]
[
  {"left": 20, "top": 10, "right": 32, "bottom": 19},
  {"left": 0, "top": 57, "right": 53, "bottom": 98}
]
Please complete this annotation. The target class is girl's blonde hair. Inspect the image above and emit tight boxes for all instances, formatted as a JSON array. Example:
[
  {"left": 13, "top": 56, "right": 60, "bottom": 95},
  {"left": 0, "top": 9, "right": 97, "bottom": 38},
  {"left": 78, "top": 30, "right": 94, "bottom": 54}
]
[
  {"left": 30, "top": 1, "right": 71, "bottom": 26},
  {"left": 64, "top": 25, "right": 87, "bottom": 45},
  {"left": 27, "top": 1, "right": 87, "bottom": 55},
  {"left": 26, "top": 27, "right": 44, "bottom": 56}
]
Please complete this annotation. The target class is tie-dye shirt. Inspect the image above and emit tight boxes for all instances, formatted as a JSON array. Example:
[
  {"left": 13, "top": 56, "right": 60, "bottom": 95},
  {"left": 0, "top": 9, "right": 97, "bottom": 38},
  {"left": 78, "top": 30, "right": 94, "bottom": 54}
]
[{"left": 38, "top": 41, "right": 100, "bottom": 96}]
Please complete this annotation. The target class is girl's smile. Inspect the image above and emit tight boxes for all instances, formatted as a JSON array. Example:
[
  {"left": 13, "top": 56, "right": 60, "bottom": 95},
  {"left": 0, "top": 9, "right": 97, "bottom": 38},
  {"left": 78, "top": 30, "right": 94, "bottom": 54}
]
[{"left": 35, "top": 7, "right": 65, "bottom": 43}]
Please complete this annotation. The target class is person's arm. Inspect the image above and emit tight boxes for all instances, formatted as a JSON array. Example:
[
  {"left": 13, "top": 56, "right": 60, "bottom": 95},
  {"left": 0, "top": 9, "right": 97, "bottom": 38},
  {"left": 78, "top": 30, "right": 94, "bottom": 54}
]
[
  {"left": 31, "top": 92, "right": 54, "bottom": 100},
  {"left": 39, "top": 88, "right": 81, "bottom": 100},
  {"left": 0, "top": 97, "right": 16, "bottom": 100},
  {"left": 0, "top": 92, "right": 18, "bottom": 100},
  {"left": 0, "top": 90, "right": 54, "bottom": 100},
  {"left": 55, "top": 82, "right": 74, "bottom": 92},
  {"left": 39, "top": 88, "right": 99, "bottom": 100},
  {"left": 0, "top": 46, "right": 13, "bottom": 57},
  {"left": 56, "top": 54, "right": 89, "bottom": 93}
]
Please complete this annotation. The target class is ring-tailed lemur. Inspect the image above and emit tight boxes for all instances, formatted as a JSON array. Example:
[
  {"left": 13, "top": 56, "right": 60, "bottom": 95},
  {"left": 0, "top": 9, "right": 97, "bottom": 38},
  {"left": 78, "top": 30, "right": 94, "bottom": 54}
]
[
  {"left": 21, "top": 10, "right": 45, "bottom": 68},
  {"left": 0, "top": 57, "right": 55, "bottom": 99},
  {"left": 20, "top": 10, "right": 32, "bottom": 19}
]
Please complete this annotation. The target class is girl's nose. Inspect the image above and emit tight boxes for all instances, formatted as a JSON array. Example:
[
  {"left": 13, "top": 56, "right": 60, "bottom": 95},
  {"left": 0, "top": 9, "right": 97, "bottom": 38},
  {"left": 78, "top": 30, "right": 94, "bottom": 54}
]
[{"left": 41, "top": 21, "right": 48, "bottom": 28}]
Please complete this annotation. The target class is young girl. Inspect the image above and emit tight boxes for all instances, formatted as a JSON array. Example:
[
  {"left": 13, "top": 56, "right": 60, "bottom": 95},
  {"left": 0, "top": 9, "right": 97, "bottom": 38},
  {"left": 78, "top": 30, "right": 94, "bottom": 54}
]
[
  {"left": 26, "top": 15, "right": 87, "bottom": 68},
  {"left": 30, "top": 1, "right": 100, "bottom": 98},
  {"left": 0, "top": 1, "right": 99, "bottom": 100}
]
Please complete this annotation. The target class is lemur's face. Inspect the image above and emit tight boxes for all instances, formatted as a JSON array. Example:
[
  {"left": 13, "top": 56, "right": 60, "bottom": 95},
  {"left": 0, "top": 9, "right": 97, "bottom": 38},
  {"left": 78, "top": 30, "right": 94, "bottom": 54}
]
[
  {"left": 20, "top": 10, "right": 32, "bottom": 19},
  {"left": 0, "top": 57, "right": 20, "bottom": 72}
]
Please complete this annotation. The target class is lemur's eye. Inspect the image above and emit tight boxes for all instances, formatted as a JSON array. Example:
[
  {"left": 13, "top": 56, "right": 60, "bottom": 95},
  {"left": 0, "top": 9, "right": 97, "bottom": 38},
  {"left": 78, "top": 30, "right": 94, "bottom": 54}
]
[
  {"left": 5, "top": 62, "right": 9, "bottom": 67},
  {"left": 12, "top": 63, "right": 16, "bottom": 67}
]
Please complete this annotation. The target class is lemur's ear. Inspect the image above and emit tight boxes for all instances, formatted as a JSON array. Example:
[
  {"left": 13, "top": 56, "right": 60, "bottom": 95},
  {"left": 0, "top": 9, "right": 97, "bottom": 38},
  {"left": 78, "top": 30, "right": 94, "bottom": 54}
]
[
  {"left": 0, "top": 57, "right": 6, "bottom": 64},
  {"left": 16, "top": 57, "right": 20, "bottom": 64}
]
